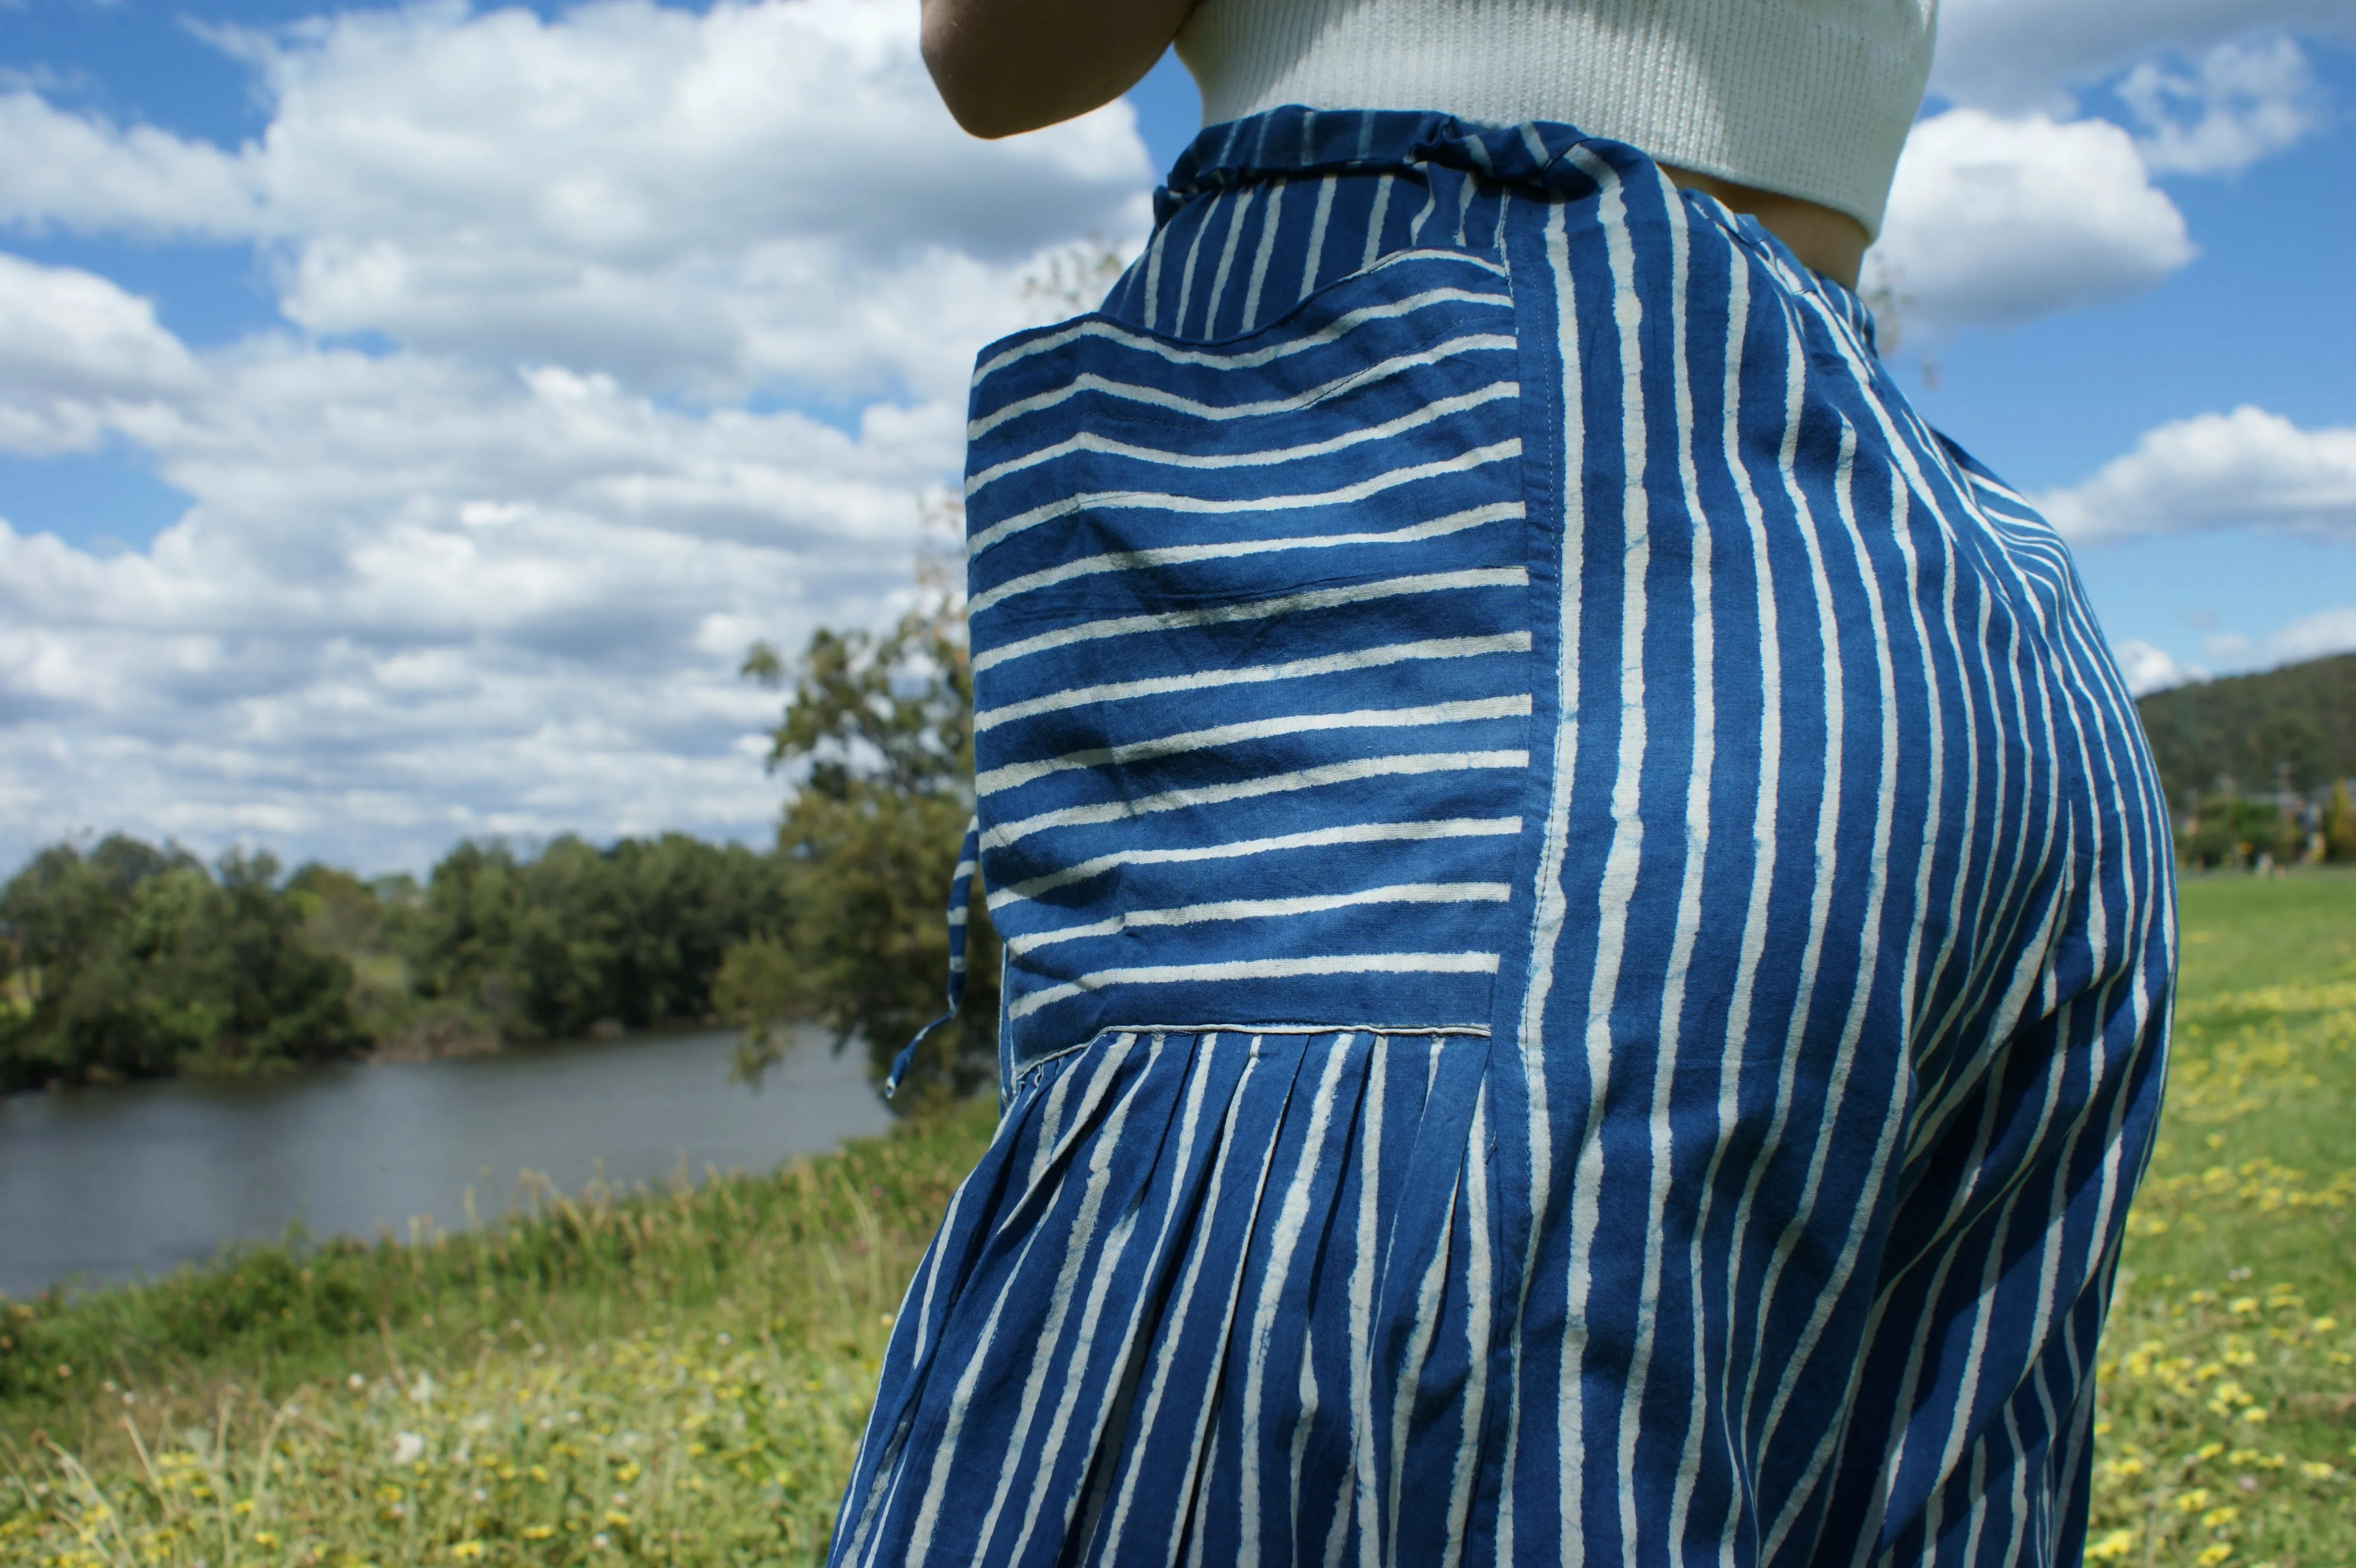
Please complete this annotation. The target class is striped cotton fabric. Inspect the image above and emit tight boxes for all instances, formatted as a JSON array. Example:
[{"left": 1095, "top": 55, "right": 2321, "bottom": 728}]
[{"left": 832, "top": 109, "right": 2175, "bottom": 1568}]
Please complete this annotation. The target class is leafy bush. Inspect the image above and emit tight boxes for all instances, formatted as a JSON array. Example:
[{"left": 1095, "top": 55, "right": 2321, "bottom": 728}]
[{"left": 2177, "top": 795, "right": 2304, "bottom": 871}]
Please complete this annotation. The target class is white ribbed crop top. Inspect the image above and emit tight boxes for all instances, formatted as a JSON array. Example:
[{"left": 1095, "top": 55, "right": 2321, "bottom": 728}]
[{"left": 1175, "top": 0, "right": 1935, "bottom": 236}]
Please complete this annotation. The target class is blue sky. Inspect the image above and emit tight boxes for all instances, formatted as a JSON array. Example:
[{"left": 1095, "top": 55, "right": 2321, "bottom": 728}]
[{"left": 0, "top": 0, "right": 2350, "bottom": 874}]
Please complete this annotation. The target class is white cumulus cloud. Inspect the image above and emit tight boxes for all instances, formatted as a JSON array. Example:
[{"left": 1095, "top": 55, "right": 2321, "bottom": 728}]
[
  {"left": 2035, "top": 406, "right": 2356, "bottom": 545},
  {"left": 1876, "top": 11, "right": 2339, "bottom": 338},
  {"left": 0, "top": 0, "right": 1153, "bottom": 403},
  {"left": 0, "top": 0, "right": 1156, "bottom": 873},
  {"left": 1866, "top": 109, "right": 2194, "bottom": 338},
  {"left": 0, "top": 89, "right": 264, "bottom": 238},
  {"left": 1931, "top": 0, "right": 2356, "bottom": 112},
  {"left": 2118, "top": 36, "right": 2324, "bottom": 177},
  {"left": 2261, "top": 607, "right": 2356, "bottom": 665},
  {"left": 2187, "top": 607, "right": 2356, "bottom": 681},
  {"left": 2110, "top": 639, "right": 2206, "bottom": 697},
  {"left": 0, "top": 254, "right": 203, "bottom": 455}
]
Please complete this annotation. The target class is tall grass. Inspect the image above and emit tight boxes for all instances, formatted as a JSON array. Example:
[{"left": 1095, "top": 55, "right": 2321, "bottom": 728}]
[{"left": 4, "top": 876, "right": 2352, "bottom": 1565}]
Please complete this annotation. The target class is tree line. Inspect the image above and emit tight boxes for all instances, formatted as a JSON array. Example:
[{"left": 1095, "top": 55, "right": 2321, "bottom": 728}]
[
  {"left": 2134, "top": 651, "right": 2356, "bottom": 871},
  {"left": 2134, "top": 651, "right": 2356, "bottom": 808},
  {"left": 21, "top": 619, "right": 2334, "bottom": 1096},
  {"left": 1, "top": 603, "right": 998, "bottom": 1103},
  {"left": 0, "top": 832, "right": 789, "bottom": 1095}
]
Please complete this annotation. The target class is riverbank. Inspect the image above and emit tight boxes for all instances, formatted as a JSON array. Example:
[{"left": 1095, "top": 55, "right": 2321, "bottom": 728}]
[
  {"left": 1, "top": 1096, "right": 998, "bottom": 1564},
  {"left": 5, "top": 875, "right": 2353, "bottom": 1565}
]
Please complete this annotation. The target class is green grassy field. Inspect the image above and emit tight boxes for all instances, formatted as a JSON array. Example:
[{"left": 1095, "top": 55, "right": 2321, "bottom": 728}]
[
  {"left": 2083, "top": 873, "right": 2356, "bottom": 1563},
  {"left": 3, "top": 874, "right": 2351, "bottom": 1566},
  {"left": 0, "top": 1104, "right": 1002, "bottom": 1567}
]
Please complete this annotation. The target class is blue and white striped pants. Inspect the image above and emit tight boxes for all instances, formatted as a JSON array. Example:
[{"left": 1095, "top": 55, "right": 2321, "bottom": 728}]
[{"left": 832, "top": 109, "right": 2175, "bottom": 1568}]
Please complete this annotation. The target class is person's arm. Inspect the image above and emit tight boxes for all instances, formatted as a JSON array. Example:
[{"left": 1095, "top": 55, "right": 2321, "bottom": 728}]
[{"left": 922, "top": 0, "right": 1198, "bottom": 139}]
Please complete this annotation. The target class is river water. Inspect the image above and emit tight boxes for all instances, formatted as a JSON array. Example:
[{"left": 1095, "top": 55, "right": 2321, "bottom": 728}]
[{"left": 0, "top": 1027, "right": 895, "bottom": 1300}]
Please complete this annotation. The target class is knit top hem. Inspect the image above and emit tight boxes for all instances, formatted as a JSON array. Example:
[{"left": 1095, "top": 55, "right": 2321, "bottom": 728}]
[{"left": 1175, "top": 0, "right": 1936, "bottom": 237}]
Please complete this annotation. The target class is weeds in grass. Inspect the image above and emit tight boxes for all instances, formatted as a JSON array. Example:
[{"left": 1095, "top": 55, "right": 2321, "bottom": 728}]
[{"left": 4, "top": 1318, "right": 888, "bottom": 1566}]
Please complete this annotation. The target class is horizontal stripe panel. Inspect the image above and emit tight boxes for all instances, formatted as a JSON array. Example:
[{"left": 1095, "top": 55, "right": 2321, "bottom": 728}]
[
  {"left": 974, "top": 631, "right": 1531, "bottom": 733},
  {"left": 977, "top": 696, "right": 1532, "bottom": 797},
  {"left": 1001, "top": 883, "right": 1514, "bottom": 958},
  {"left": 985, "top": 816, "right": 1524, "bottom": 911},
  {"left": 1007, "top": 952, "right": 1502, "bottom": 1023},
  {"left": 971, "top": 569, "right": 1528, "bottom": 677}
]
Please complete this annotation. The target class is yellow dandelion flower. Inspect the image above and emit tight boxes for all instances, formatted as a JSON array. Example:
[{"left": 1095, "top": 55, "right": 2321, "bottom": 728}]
[
  {"left": 2086, "top": 1533, "right": 2135, "bottom": 1562},
  {"left": 2201, "top": 1505, "right": 2240, "bottom": 1526},
  {"left": 522, "top": 1526, "right": 556, "bottom": 1541},
  {"left": 614, "top": 1462, "right": 640, "bottom": 1484},
  {"left": 253, "top": 1531, "right": 281, "bottom": 1550},
  {"left": 2196, "top": 1443, "right": 2226, "bottom": 1461},
  {"left": 2176, "top": 1488, "right": 2213, "bottom": 1512},
  {"left": 2239, "top": 1407, "right": 2269, "bottom": 1424},
  {"left": 2196, "top": 1547, "right": 2232, "bottom": 1567},
  {"left": 450, "top": 1543, "right": 485, "bottom": 1563},
  {"left": 2300, "top": 1461, "right": 2336, "bottom": 1480},
  {"left": 232, "top": 1499, "right": 256, "bottom": 1517},
  {"left": 604, "top": 1511, "right": 632, "bottom": 1528}
]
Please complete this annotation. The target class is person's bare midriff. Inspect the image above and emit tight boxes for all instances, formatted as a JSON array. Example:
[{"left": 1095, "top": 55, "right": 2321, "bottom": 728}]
[{"left": 1658, "top": 164, "right": 1870, "bottom": 289}]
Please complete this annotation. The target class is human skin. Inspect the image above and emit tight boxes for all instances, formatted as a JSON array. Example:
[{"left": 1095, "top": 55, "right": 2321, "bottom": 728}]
[{"left": 918, "top": 0, "right": 1873, "bottom": 289}]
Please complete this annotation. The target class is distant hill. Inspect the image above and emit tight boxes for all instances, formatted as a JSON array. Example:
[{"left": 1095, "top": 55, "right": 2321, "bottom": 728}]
[{"left": 2133, "top": 652, "right": 2356, "bottom": 809}]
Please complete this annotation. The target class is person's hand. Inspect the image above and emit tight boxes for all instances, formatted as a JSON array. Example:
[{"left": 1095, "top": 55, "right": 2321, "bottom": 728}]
[{"left": 922, "top": 0, "right": 1200, "bottom": 138}]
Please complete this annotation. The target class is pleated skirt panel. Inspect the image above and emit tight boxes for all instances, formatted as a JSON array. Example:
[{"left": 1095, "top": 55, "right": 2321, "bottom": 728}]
[
  {"left": 828, "top": 109, "right": 2176, "bottom": 1568},
  {"left": 835, "top": 1028, "right": 1504, "bottom": 1568}
]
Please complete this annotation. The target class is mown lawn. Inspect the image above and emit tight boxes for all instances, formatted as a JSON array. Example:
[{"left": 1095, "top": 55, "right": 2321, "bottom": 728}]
[
  {"left": 3, "top": 873, "right": 2351, "bottom": 1566},
  {"left": 2084, "top": 872, "right": 2356, "bottom": 1563}
]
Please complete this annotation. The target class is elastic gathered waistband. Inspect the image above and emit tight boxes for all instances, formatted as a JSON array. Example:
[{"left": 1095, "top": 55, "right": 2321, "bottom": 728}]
[{"left": 1155, "top": 105, "right": 1877, "bottom": 341}]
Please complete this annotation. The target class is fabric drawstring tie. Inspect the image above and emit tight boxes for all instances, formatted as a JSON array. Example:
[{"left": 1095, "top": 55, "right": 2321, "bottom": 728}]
[{"left": 883, "top": 814, "right": 980, "bottom": 1099}]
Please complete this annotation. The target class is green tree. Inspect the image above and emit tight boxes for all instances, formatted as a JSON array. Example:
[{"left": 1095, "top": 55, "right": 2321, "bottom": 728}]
[
  {"left": 400, "top": 832, "right": 792, "bottom": 1045},
  {"left": 597, "top": 834, "right": 788, "bottom": 1029},
  {"left": 722, "top": 604, "right": 999, "bottom": 1102},
  {"left": 0, "top": 838, "right": 362, "bottom": 1090},
  {"left": 2325, "top": 780, "right": 2356, "bottom": 864},
  {"left": 405, "top": 839, "right": 530, "bottom": 1031}
]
